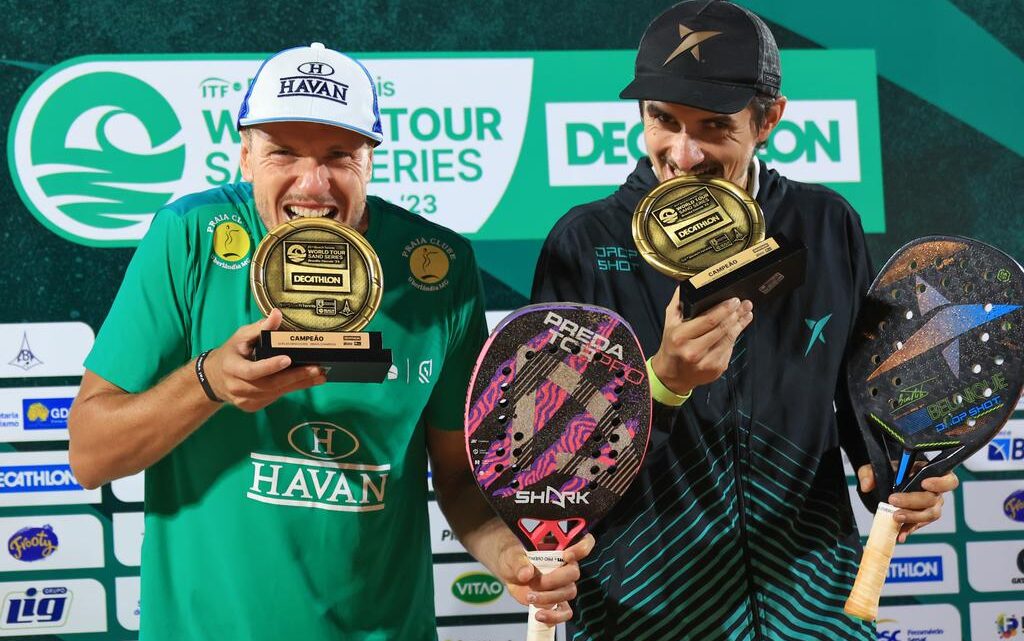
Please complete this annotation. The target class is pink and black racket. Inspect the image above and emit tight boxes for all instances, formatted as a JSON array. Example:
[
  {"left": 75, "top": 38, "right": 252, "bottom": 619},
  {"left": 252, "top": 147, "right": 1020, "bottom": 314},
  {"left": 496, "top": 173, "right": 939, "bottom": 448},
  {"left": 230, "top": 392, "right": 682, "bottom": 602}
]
[
  {"left": 465, "top": 303, "right": 652, "bottom": 640},
  {"left": 844, "top": 236, "right": 1024, "bottom": 620}
]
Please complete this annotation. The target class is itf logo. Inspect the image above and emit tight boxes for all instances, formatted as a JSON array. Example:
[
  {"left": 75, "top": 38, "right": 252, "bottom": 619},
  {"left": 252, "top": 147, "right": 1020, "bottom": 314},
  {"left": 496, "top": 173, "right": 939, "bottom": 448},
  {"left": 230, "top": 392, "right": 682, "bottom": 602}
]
[
  {"left": 22, "top": 398, "right": 73, "bottom": 430},
  {"left": 1, "top": 585, "right": 70, "bottom": 628},
  {"left": 887, "top": 556, "right": 943, "bottom": 583}
]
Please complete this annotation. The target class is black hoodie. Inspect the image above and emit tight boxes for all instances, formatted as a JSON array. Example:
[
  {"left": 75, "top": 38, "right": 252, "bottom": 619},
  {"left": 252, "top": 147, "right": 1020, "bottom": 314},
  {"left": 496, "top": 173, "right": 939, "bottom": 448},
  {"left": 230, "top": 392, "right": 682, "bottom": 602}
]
[{"left": 532, "top": 158, "right": 876, "bottom": 641}]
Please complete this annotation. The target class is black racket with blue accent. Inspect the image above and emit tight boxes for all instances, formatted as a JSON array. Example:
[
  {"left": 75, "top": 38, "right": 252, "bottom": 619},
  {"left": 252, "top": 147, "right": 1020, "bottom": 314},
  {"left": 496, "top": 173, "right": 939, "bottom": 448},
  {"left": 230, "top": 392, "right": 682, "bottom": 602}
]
[{"left": 844, "top": 236, "right": 1024, "bottom": 620}]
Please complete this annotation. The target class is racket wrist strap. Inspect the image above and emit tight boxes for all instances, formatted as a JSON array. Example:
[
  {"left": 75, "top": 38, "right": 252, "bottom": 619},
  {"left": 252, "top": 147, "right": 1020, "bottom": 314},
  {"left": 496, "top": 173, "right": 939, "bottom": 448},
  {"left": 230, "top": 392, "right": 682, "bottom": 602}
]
[{"left": 646, "top": 357, "right": 691, "bottom": 407}]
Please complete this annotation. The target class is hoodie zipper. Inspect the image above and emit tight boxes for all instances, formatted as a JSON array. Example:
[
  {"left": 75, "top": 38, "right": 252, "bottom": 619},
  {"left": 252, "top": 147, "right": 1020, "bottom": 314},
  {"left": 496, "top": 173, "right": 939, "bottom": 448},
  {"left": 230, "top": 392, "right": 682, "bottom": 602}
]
[{"left": 728, "top": 326, "right": 764, "bottom": 640}]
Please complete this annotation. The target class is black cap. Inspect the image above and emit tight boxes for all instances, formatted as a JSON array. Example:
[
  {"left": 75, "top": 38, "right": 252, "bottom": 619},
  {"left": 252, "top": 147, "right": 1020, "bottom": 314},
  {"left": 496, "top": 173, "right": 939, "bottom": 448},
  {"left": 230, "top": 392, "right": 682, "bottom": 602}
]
[{"left": 620, "top": 0, "right": 781, "bottom": 114}]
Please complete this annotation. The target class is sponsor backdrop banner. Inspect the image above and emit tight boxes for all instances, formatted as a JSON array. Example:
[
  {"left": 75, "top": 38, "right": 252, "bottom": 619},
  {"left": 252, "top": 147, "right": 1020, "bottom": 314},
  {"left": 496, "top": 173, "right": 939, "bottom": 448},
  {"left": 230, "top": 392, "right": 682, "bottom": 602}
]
[{"left": 0, "top": 1, "right": 1020, "bottom": 639}]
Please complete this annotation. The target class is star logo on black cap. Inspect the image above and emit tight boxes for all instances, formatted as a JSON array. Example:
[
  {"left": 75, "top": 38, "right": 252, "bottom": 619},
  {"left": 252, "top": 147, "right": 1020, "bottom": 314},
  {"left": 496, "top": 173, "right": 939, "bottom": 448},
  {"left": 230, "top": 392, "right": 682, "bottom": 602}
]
[{"left": 663, "top": 24, "right": 722, "bottom": 65}]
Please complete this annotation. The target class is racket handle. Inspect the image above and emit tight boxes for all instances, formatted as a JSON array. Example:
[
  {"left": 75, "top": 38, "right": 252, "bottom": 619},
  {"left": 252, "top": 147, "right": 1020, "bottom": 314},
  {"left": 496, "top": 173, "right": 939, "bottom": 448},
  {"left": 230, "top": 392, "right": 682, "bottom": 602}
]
[
  {"left": 526, "top": 550, "right": 566, "bottom": 641},
  {"left": 844, "top": 502, "right": 900, "bottom": 621}
]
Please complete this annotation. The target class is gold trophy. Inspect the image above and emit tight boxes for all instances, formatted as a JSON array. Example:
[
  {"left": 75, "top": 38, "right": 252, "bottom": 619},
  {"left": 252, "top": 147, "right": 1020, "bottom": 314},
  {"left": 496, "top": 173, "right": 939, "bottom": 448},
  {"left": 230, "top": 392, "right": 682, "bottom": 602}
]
[
  {"left": 250, "top": 218, "right": 392, "bottom": 382},
  {"left": 633, "top": 176, "right": 806, "bottom": 317}
]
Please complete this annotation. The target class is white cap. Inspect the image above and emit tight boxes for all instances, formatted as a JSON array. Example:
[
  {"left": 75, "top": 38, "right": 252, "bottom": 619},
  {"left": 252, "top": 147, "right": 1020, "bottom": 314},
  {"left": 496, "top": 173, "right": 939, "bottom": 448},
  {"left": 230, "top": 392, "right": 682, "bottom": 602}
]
[{"left": 237, "top": 42, "right": 383, "bottom": 145}]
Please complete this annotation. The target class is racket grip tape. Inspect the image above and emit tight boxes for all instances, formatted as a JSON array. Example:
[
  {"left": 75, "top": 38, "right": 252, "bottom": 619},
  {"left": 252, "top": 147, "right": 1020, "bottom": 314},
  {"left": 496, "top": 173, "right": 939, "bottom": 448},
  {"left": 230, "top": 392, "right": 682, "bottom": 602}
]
[
  {"left": 526, "top": 550, "right": 566, "bottom": 641},
  {"left": 844, "top": 502, "right": 900, "bottom": 621}
]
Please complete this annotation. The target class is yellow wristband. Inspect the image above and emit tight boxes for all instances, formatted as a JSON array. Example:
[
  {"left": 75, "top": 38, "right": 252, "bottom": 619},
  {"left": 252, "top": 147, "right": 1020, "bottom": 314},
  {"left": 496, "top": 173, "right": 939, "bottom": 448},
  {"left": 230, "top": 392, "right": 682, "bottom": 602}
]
[{"left": 645, "top": 357, "right": 692, "bottom": 407}]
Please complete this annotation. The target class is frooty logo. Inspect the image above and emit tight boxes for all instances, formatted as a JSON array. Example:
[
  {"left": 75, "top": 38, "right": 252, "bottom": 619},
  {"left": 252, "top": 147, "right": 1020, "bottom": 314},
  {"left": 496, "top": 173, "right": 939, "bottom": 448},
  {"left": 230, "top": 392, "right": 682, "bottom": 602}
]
[
  {"left": 11, "top": 68, "right": 185, "bottom": 246},
  {"left": 451, "top": 572, "right": 504, "bottom": 604}
]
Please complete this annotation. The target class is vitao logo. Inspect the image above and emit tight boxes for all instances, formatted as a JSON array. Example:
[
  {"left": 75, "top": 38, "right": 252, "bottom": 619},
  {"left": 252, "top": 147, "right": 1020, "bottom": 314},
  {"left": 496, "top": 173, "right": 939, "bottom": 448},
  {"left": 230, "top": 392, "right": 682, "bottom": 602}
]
[
  {"left": 451, "top": 572, "right": 504, "bottom": 605},
  {"left": 545, "top": 100, "right": 861, "bottom": 186},
  {"left": 10, "top": 55, "right": 532, "bottom": 247}
]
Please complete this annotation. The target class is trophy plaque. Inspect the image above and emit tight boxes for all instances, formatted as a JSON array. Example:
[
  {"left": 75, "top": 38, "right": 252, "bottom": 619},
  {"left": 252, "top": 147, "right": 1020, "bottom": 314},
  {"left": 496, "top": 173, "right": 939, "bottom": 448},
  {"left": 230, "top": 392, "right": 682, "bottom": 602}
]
[
  {"left": 250, "top": 217, "right": 392, "bottom": 383},
  {"left": 632, "top": 175, "right": 806, "bottom": 317}
]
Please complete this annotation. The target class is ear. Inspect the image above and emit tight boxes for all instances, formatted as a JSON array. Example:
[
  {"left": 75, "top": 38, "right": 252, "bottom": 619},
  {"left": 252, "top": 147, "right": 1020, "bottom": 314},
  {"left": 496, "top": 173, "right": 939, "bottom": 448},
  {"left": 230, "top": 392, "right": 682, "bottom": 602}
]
[
  {"left": 756, "top": 96, "right": 787, "bottom": 145},
  {"left": 239, "top": 130, "right": 254, "bottom": 182}
]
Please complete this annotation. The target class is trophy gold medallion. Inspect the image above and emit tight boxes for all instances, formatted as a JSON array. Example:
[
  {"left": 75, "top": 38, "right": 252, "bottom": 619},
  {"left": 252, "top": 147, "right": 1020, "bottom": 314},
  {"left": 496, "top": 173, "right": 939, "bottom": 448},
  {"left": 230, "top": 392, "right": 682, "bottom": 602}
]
[
  {"left": 250, "top": 217, "right": 392, "bottom": 382},
  {"left": 633, "top": 175, "right": 806, "bottom": 317}
]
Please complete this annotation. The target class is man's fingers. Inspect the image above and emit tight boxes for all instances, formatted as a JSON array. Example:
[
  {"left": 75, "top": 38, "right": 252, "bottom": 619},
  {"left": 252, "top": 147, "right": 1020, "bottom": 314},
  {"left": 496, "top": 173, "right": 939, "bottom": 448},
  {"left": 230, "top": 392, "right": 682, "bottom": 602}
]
[
  {"left": 889, "top": 490, "right": 943, "bottom": 512},
  {"left": 230, "top": 310, "right": 283, "bottom": 356},
  {"left": 856, "top": 464, "right": 876, "bottom": 493},
  {"left": 920, "top": 472, "right": 959, "bottom": 493},
  {"left": 563, "top": 534, "right": 596, "bottom": 564},
  {"left": 676, "top": 298, "right": 741, "bottom": 340},
  {"left": 225, "top": 353, "right": 293, "bottom": 382},
  {"left": 663, "top": 286, "right": 683, "bottom": 325},
  {"left": 533, "top": 601, "right": 573, "bottom": 625}
]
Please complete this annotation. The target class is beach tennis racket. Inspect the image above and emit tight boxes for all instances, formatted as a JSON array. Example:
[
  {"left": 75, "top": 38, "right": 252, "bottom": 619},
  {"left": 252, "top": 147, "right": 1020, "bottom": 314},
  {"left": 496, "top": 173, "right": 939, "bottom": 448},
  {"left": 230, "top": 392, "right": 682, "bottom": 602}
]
[
  {"left": 843, "top": 236, "right": 1024, "bottom": 620},
  {"left": 465, "top": 303, "right": 652, "bottom": 640}
]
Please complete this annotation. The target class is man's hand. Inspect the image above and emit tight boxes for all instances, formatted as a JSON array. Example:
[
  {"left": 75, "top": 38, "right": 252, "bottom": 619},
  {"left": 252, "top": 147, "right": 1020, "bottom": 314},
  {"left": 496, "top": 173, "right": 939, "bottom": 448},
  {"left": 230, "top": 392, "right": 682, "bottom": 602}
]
[
  {"left": 857, "top": 464, "right": 960, "bottom": 543},
  {"left": 493, "top": 535, "right": 596, "bottom": 625},
  {"left": 650, "top": 289, "right": 754, "bottom": 396},
  {"left": 204, "top": 309, "right": 326, "bottom": 411}
]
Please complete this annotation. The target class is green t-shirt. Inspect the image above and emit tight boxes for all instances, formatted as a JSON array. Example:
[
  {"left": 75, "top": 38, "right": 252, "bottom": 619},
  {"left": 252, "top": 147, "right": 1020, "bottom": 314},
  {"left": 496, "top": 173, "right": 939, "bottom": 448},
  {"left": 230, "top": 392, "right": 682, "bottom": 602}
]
[{"left": 85, "top": 183, "right": 487, "bottom": 641}]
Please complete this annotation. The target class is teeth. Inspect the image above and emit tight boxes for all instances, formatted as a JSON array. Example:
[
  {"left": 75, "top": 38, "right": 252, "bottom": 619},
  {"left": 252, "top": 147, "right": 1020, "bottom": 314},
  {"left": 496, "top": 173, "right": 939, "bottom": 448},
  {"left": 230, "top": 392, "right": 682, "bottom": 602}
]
[{"left": 287, "top": 206, "right": 334, "bottom": 218}]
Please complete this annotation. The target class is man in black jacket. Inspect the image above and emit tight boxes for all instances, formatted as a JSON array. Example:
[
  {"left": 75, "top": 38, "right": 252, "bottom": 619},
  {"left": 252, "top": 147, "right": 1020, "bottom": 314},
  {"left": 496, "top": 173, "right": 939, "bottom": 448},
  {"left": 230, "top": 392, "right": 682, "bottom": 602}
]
[{"left": 531, "top": 2, "right": 957, "bottom": 639}]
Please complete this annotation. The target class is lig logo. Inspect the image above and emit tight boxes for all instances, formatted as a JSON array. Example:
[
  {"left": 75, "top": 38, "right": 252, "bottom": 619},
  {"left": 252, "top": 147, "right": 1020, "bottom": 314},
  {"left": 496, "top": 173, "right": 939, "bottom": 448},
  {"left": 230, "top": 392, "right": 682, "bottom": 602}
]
[
  {"left": 10, "top": 69, "right": 185, "bottom": 246},
  {"left": 1, "top": 586, "right": 70, "bottom": 629},
  {"left": 451, "top": 572, "right": 503, "bottom": 605}
]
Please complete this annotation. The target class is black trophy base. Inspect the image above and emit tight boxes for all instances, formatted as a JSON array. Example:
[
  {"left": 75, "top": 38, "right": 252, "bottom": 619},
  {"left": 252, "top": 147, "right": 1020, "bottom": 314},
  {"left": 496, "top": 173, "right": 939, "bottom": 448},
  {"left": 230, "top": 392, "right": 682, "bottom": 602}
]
[
  {"left": 680, "top": 234, "right": 807, "bottom": 318},
  {"left": 253, "top": 330, "right": 393, "bottom": 383}
]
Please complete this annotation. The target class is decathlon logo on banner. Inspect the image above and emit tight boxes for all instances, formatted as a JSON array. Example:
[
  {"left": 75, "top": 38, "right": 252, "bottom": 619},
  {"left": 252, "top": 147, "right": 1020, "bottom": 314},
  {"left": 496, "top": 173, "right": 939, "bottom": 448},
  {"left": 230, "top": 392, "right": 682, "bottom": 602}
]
[
  {"left": 881, "top": 544, "right": 959, "bottom": 596},
  {"left": 0, "top": 452, "right": 100, "bottom": 507}
]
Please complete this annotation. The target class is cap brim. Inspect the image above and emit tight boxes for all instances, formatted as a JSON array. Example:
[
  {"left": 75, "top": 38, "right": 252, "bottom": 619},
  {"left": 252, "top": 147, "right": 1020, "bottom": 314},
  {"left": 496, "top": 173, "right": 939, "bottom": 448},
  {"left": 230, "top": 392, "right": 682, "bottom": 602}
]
[
  {"left": 619, "top": 75, "right": 756, "bottom": 114},
  {"left": 238, "top": 115, "right": 384, "bottom": 147}
]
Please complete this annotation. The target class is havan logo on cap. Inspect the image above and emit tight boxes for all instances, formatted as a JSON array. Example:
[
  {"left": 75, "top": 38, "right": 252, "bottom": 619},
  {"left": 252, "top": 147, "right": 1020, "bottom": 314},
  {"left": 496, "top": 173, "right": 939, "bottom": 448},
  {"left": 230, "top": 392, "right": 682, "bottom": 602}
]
[{"left": 278, "top": 63, "right": 350, "bottom": 105}]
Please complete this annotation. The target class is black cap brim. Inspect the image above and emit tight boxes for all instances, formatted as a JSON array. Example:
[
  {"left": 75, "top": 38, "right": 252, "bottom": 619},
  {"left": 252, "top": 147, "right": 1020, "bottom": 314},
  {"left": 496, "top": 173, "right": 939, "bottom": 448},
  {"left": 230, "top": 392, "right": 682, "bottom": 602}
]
[{"left": 620, "top": 74, "right": 756, "bottom": 115}]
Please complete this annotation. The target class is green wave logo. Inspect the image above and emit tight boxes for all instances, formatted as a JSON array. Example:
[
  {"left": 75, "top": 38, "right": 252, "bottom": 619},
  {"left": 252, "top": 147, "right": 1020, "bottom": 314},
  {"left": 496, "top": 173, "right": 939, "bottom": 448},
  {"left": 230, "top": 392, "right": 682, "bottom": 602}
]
[{"left": 14, "top": 71, "right": 185, "bottom": 245}]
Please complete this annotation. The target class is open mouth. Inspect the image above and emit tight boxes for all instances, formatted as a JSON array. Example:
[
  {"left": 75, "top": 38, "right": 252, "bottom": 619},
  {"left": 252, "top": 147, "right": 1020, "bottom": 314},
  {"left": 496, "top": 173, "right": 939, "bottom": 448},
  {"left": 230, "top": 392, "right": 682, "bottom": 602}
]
[{"left": 284, "top": 205, "right": 338, "bottom": 219}]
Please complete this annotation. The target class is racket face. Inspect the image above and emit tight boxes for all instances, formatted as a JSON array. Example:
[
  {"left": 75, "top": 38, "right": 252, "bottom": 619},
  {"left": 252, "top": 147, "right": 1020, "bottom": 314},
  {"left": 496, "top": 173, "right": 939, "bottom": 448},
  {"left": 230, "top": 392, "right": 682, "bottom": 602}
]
[
  {"left": 465, "top": 303, "right": 652, "bottom": 551},
  {"left": 848, "top": 236, "right": 1024, "bottom": 491}
]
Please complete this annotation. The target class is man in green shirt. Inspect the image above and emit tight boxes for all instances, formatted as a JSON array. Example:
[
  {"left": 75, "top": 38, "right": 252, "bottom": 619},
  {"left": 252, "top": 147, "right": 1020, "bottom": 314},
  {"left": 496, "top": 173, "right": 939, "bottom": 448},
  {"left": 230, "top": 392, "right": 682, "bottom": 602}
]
[{"left": 68, "top": 43, "right": 590, "bottom": 640}]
